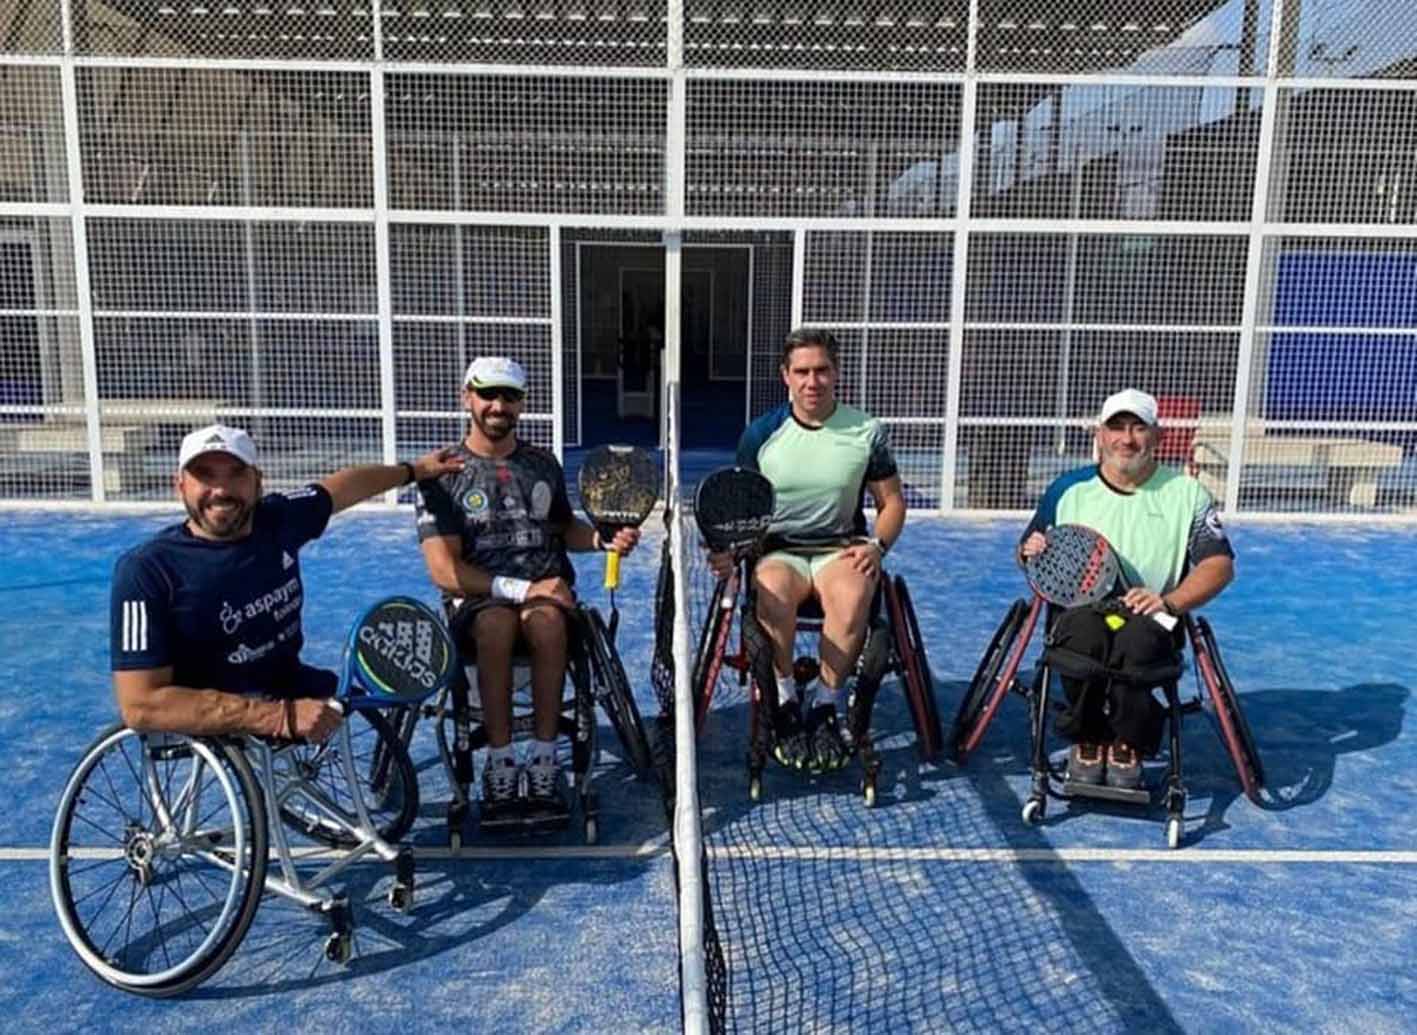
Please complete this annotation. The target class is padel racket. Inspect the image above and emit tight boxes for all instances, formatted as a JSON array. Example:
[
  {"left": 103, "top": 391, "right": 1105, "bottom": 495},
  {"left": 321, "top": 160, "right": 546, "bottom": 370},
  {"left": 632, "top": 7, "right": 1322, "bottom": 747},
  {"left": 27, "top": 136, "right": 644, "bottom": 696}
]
[
  {"left": 341, "top": 596, "right": 458, "bottom": 708},
  {"left": 578, "top": 444, "right": 660, "bottom": 591},
  {"left": 1024, "top": 524, "right": 1125, "bottom": 607},
  {"left": 693, "top": 466, "right": 775, "bottom": 556}
]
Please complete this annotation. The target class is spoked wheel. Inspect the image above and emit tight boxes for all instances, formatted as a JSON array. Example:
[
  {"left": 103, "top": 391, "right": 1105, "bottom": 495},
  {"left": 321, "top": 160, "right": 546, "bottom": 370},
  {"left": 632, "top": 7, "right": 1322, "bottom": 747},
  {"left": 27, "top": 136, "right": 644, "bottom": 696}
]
[
  {"left": 50, "top": 726, "right": 268, "bottom": 996},
  {"left": 886, "top": 574, "right": 944, "bottom": 761},
  {"left": 691, "top": 576, "right": 736, "bottom": 734},
  {"left": 1189, "top": 615, "right": 1265, "bottom": 804},
  {"left": 276, "top": 706, "right": 419, "bottom": 847},
  {"left": 585, "top": 607, "right": 654, "bottom": 778},
  {"left": 952, "top": 598, "right": 1039, "bottom": 762}
]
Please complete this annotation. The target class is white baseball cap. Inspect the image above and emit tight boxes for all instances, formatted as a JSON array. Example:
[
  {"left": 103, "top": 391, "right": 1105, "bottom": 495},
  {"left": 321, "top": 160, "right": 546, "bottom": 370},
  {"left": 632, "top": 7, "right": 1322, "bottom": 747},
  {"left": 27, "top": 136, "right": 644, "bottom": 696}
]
[
  {"left": 1098, "top": 388, "right": 1159, "bottom": 427},
  {"left": 464, "top": 356, "right": 528, "bottom": 393},
  {"left": 178, "top": 423, "right": 258, "bottom": 470}
]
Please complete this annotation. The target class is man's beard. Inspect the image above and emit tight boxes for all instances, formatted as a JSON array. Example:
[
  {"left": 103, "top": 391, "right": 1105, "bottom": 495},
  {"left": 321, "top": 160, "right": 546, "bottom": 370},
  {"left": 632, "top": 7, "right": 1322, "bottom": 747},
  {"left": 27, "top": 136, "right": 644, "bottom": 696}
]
[
  {"left": 184, "top": 492, "right": 254, "bottom": 539},
  {"left": 474, "top": 409, "right": 517, "bottom": 441},
  {"left": 1105, "top": 444, "right": 1155, "bottom": 479}
]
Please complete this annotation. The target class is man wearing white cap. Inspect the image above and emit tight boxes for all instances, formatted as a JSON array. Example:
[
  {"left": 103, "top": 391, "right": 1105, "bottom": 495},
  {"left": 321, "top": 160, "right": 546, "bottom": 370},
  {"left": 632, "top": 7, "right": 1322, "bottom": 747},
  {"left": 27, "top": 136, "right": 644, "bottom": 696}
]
[
  {"left": 109, "top": 423, "right": 463, "bottom": 742},
  {"left": 1017, "top": 388, "right": 1235, "bottom": 789},
  {"left": 415, "top": 357, "right": 640, "bottom": 821}
]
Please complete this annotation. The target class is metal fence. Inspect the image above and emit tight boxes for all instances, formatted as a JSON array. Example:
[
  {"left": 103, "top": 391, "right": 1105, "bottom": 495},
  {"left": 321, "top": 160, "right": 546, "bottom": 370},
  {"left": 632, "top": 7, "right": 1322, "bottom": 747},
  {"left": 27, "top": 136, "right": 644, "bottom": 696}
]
[{"left": 2, "top": 1, "right": 1415, "bottom": 516}]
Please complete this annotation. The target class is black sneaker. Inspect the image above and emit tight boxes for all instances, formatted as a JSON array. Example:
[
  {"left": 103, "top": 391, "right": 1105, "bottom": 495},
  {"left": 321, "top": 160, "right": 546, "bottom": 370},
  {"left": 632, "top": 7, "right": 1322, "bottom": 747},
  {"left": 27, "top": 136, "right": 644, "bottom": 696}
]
[
  {"left": 806, "top": 705, "right": 851, "bottom": 773},
  {"left": 771, "top": 699, "right": 811, "bottom": 770},
  {"left": 525, "top": 757, "right": 571, "bottom": 820},
  {"left": 1068, "top": 742, "right": 1105, "bottom": 785},
  {"left": 480, "top": 757, "right": 522, "bottom": 823},
  {"left": 1105, "top": 742, "right": 1143, "bottom": 790}
]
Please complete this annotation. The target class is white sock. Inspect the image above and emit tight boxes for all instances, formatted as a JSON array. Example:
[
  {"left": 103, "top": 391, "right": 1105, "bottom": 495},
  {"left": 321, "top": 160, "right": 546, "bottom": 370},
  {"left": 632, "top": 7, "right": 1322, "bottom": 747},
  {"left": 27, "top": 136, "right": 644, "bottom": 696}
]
[
  {"left": 814, "top": 679, "right": 842, "bottom": 711},
  {"left": 775, "top": 673, "right": 798, "bottom": 705},
  {"left": 486, "top": 743, "right": 516, "bottom": 770},
  {"left": 528, "top": 737, "right": 557, "bottom": 768}
]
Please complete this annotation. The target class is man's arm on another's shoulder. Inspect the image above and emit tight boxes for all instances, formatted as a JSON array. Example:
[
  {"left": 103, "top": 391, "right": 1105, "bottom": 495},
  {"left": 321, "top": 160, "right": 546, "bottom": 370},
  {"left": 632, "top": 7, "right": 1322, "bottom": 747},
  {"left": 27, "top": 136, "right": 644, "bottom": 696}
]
[
  {"left": 321, "top": 446, "right": 465, "bottom": 514},
  {"left": 113, "top": 667, "right": 338, "bottom": 741}
]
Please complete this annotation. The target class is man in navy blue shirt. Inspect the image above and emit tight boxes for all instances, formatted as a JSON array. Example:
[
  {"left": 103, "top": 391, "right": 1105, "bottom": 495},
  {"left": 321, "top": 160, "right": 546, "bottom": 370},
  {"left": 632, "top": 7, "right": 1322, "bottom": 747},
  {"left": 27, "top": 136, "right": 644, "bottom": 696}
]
[{"left": 110, "top": 423, "right": 463, "bottom": 742}]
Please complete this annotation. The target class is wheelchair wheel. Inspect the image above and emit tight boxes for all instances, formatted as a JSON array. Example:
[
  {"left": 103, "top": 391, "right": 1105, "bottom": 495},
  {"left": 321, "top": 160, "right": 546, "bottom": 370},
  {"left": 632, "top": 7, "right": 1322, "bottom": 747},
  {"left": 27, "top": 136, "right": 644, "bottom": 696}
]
[
  {"left": 952, "top": 598, "right": 1038, "bottom": 761},
  {"left": 1190, "top": 615, "right": 1265, "bottom": 804},
  {"left": 886, "top": 575, "right": 943, "bottom": 761},
  {"left": 50, "top": 726, "right": 267, "bottom": 996},
  {"left": 691, "top": 576, "right": 735, "bottom": 732},
  {"left": 585, "top": 607, "right": 654, "bottom": 778},
  {"left": 277, "top": 707, "right": 419, "bottom": 848}
]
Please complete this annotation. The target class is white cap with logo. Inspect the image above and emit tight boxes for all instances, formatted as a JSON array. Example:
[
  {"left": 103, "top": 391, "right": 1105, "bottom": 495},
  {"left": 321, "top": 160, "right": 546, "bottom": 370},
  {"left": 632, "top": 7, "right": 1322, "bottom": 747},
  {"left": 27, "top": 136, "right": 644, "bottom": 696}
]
[
  {"left": 177, "top": 423, "right": 258, "bottom": 470},
  {"left": 1098, "top": 388, "right": 1159, "bottom": 427},
  {"left": 464, "top": 356, "right": 528, "bottom": 393}
]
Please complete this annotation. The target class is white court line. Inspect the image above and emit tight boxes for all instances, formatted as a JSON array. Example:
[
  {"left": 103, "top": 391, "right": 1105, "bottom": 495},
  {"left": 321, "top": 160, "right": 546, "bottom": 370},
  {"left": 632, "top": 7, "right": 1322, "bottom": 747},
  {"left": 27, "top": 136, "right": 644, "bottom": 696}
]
[{"left": 14, "top": 845, "right": 1417, "bottom": 864}]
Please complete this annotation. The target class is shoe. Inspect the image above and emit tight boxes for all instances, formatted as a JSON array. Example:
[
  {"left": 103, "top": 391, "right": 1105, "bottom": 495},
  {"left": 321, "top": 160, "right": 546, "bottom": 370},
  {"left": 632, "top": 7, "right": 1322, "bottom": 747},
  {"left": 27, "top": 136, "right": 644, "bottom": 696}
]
[
  {"left": 525, "top": 756, "right": 571, "bottom": 819},
  {"left": 1068, "top": 742, "right": 1105, "bottom": 785},
  {"left": 481, "top": 757, "right": 522, "bottom": 822},
  {"left": 770, "top": 699, "right": 811, "bottom": 770},
  {"left": 1105, "top": 742, "right": 1143, "bottom": 790},
  {"left": 806, "top": 704, "right": 851, "bottom": 773}
]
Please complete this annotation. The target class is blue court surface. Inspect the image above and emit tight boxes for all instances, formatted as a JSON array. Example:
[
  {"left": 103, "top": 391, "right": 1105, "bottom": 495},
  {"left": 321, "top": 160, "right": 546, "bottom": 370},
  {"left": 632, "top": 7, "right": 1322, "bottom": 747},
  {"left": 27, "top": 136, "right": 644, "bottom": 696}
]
[{"left": 3, "top": 510, "right": 1415, "bottom": 1032}]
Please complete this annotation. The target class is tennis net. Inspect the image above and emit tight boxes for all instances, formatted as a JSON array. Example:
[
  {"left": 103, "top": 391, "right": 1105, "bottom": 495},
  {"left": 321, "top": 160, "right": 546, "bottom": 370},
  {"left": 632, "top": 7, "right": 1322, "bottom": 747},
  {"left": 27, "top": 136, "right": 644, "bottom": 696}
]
[{"left": 654, "top": 380, "right": 728, "bottom": 1035}]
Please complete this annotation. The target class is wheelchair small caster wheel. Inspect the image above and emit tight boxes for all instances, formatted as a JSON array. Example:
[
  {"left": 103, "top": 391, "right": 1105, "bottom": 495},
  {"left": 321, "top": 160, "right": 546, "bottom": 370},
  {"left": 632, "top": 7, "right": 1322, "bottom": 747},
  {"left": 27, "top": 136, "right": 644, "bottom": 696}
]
[
  {"left": 583, "top": 816, "right": 598, "bottom": 845},
  {"left": 862, "top": 778, "right": 877, "bottom": 808},
  {"left": 1166, "top": 817, "right": 1183, "bottom": 850},
  {"left": 389, "top": 882, "right": 413, "bottom": 912},
  {"left": 749, "top": 775, "right": 762, "bottom": 802},
  {"left": 1021, "top": 798, "right": 1045, "bottom": 825},
  {"left": 449, "top": 829, "right": 462, "bottom": 856},
  {"left": 324, "top": 931, "right": 353, "bottom": 964}
]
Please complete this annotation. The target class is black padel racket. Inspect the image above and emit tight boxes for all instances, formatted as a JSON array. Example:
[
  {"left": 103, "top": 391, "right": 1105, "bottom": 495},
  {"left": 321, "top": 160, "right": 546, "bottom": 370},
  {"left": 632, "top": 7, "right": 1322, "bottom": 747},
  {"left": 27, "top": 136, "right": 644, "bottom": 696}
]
[
  {"left": 1024, "top": 524, "right": 1125, "bottom": 608},
  {"left": 343, "top": 596, "right": 458, "bottom": 708},
  {"left": 579, "top": 444, "right": 660, "bottom": 591},
  {"left": 693, "top": 466, "right": 775, "bottom": 556}
]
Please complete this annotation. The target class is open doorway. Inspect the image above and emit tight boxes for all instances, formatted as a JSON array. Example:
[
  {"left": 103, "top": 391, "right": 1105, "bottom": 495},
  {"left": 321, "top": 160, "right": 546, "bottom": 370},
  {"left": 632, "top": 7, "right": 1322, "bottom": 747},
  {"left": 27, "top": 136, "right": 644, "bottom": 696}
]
[{"left": 576, "top": 243, "right": 749, "bottom": 449}]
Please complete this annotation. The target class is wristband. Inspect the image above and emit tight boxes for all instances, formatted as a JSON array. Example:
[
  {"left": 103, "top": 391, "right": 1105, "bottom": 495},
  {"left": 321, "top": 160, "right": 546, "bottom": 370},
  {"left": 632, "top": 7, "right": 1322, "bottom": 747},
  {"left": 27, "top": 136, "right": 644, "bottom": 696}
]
[
  {"left": 592, "top": 529, "right": 604, "bottom": 551},
  {"left": 400, "top": 461, "right": 417, "bottom": 486},
  {"left": 491, "top": 575, "right": 532, "bottom": 604},
  {"left": 868, "top": 536, "right": 889, "bottom": 556}
]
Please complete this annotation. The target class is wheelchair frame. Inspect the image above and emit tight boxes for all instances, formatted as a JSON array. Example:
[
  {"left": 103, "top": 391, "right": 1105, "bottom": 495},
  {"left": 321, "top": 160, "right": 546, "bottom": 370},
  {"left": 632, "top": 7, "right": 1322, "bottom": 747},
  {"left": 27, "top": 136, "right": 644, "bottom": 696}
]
[
  {"left": 49, "top": 596, "right": 448, "bottom": 996},
  {"left": 692, "top": 558, "right": 942, "bottom": 806},
  {"left": 952, "top": 596, "right": 1265, "bottom": 848},
  {"left": 392, "top": 600, "right": 652, "bottom": 850}
]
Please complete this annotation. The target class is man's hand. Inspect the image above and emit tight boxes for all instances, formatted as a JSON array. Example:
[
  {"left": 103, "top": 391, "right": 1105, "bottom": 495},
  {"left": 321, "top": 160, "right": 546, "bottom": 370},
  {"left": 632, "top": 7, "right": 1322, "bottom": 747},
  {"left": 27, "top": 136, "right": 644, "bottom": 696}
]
[
  {"left": 1019, "top": 531, "right": 1048, "bottom": 561},
  {"left": 707, "top": 549, "right": 735, "bottom": 580},
  {"left": 411, "top": 445, "right": 466, "bottom": 482},
  {"left": 526, "top": 577, "right": 575, "bottom": 608},
  {"left": 280, "top": 698, "right": 343, "bottom": 744},
  {"left": 1121, "top": 587, "right": 1168, "bottom": 616},
  {"left": 606, "top": 527, "right": 641, "bottom": 556},
  {"left": 841, "top": 542, "right": 882, "bottom": 579}
]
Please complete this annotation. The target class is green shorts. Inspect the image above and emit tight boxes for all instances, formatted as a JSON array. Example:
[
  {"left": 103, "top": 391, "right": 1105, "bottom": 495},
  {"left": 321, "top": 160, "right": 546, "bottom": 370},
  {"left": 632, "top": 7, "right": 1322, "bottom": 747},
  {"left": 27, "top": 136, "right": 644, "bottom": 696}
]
[{"left": 758, "top": 547, "right": 849, "bottom": 582}]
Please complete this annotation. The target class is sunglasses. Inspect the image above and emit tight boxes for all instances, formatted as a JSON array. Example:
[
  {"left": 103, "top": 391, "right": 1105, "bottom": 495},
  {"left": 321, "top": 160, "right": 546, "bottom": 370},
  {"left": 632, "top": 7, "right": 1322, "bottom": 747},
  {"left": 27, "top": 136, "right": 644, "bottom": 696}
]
[{"left": 470, "top": 385, "right": 525, "bottom": 403}]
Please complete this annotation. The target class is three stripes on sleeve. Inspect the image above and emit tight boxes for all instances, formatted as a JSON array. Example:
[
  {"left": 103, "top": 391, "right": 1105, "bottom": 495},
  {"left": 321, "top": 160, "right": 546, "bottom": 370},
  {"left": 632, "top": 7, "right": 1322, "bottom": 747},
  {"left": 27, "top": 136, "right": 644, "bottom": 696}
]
[{"left": 121, "top": 600, "right": 149, "bottom": 653}]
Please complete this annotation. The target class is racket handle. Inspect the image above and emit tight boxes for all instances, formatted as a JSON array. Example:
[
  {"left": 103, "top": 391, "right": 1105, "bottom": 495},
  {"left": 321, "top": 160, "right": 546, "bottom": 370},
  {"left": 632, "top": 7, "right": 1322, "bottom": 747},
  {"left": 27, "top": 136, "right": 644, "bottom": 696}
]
[{"left": 604, "top": 549, "right": 621, "bottom": 590}]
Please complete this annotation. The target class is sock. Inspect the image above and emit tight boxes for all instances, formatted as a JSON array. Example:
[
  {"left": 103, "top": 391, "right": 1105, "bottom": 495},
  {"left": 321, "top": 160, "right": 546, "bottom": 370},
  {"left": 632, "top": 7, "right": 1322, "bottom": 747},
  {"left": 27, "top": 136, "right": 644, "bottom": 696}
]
[
  {"left": 527, "top": 737, "right": 557, "bottom": 768},
  {"left": 775, "top": 673, "right": 798, "bottom": 706},
  {"left": 814, "top": 679, "right": 842, "bottom": 712},
  {"left": 486, "top": 743, "right": 516, "bottom": 771}
]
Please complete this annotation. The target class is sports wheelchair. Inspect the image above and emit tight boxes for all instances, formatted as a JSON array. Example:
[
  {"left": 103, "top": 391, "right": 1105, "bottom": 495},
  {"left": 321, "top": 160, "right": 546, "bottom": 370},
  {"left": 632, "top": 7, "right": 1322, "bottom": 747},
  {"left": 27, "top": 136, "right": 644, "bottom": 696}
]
[
  {"left": 49, "top": 596, "right": 448, "bottom": 996},
  {"left": 391, "top": 599, "right": 652, "bottom": 849},
  {"left": 693, "top": 561, "right": 942, "bottom": 806},
  {"left": 952, "top": 596, "right": 1265, "bottom": 848}
]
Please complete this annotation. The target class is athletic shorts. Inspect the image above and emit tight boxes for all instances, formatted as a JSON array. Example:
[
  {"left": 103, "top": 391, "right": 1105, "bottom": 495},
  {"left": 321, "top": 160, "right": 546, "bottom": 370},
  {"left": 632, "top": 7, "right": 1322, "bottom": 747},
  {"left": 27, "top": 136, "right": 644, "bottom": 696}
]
[{"left": 757, "top": 546, "right": 850, "bottom": 582}]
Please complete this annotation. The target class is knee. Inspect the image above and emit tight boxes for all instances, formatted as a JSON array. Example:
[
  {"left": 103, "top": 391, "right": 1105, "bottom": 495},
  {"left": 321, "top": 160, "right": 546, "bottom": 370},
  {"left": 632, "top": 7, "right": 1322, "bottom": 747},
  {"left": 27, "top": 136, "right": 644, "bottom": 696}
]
[
  {"left": 473, "top": 609, "right": 518, "bottom": 661},
  {"left": 1049, "top": 606, "right": 1109, "bottom": 658},
  {"left": 520, "top": 605, "right": 568, "bottom": 652}
]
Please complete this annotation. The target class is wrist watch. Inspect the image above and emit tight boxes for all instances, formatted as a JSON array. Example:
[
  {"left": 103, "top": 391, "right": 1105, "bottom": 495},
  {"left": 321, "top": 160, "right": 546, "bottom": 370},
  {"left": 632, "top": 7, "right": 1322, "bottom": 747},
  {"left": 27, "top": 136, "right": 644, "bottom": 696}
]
[{"left": 868, "top": 536, "right": 889, "bottom": 556}]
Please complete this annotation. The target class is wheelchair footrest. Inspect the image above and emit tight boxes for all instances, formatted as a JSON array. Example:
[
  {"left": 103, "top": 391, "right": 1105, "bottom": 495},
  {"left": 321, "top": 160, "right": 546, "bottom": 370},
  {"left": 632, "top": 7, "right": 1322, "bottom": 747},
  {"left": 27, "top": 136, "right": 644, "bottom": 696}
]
[
  {"left": 478, "top": 805, "right": 573, "bottom": 834},
  {"left": 1062, "top": 780, "right": 1152, "bottom": 806}
]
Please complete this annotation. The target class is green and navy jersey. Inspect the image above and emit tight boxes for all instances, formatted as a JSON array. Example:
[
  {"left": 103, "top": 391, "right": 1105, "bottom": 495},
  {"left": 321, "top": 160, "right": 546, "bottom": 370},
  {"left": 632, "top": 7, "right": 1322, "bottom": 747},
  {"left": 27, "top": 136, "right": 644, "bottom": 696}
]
[
  {"left": 110, "top": 486, "right": 336, "bottom": 697},
  {"left": 1022, "top": 464, "right": 1233, "bottom": 593},
  {"left": 736, "top": 402, "right": 898, "bottom": 548},
  {"left": 414, "top": 440, "right": 576, "bottom": 593}
]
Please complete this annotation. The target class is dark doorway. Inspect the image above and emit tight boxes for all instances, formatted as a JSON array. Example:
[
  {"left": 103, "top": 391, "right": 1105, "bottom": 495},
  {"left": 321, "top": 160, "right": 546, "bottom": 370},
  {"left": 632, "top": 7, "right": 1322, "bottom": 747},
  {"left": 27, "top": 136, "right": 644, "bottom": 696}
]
[{"left": 577, "top": 244, "right": 749, "bottom": 449}]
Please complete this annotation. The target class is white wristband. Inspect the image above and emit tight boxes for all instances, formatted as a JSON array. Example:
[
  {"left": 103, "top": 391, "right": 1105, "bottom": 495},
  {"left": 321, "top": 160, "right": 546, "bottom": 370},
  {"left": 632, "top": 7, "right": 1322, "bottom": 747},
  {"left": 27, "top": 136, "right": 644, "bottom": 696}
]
[{"left": 490, "top": 576, "right": 532, "bottom": 604}]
